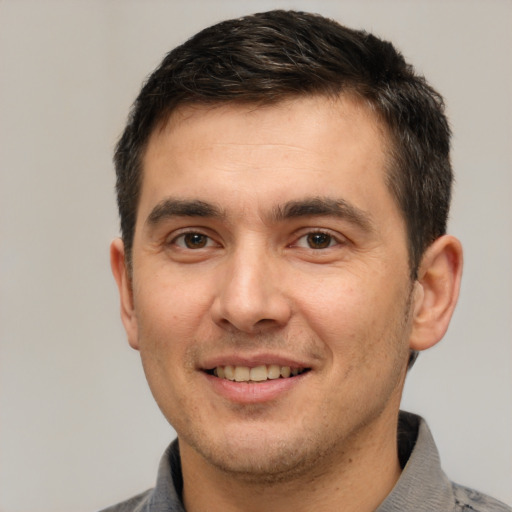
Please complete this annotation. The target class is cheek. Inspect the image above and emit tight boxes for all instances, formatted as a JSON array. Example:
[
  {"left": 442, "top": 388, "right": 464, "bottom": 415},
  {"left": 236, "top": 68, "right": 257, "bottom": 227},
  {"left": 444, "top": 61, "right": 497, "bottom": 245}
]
[
  {"left": 133, "top": 282, "right": 207, "bottom": 408},
  {"left": 134, "top": 269, "right": 213, "bottom": 339},
  {"left": 295, "top": 269, "right": 409, "bottom": 362},
  {"left": 296, "top": 268, "right": 370, "bottom": 327},
  {"left": 294, "top": 278, "right": 368, "bottom": 371}
]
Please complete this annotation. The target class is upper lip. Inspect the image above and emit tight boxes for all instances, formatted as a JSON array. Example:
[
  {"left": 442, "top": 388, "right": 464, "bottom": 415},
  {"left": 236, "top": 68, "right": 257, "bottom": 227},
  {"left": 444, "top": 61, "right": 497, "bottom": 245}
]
[{"left": 200, "top": 352, "right": 315, "bottom": 371}]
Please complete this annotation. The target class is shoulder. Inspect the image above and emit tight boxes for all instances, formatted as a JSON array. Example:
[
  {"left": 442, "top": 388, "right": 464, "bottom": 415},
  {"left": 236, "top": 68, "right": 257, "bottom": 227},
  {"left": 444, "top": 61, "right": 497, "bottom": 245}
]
[
  {"left": 97, "top": 439, "right": 185, "bottom": 512},
  {"left": 452, "top": 483, "right": 512, "bottom": 512},
  {"left": 97, "top": 489, "right": 152, "bottom": 512}
]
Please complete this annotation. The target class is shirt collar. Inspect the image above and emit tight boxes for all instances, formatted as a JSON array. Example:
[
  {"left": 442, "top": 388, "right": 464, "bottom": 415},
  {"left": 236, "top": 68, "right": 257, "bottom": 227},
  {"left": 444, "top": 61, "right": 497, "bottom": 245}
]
[{"left": 376, "top": 411, "right": 454, "bottom": 511}]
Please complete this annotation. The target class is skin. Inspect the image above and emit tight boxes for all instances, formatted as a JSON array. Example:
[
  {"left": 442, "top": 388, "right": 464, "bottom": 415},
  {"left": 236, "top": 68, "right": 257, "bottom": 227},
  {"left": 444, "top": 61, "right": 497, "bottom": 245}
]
[{"left": 111, "top": 95, "right": 462, "bottom": 512}]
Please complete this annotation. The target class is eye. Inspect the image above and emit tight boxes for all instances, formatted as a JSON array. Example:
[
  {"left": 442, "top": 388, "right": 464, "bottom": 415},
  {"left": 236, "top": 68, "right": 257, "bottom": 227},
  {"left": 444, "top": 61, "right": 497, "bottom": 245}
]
[
  {"left": 295, "top": 231, "right": 339, "bottom": 249},
  {"left": 173, "top": 232, "right": 215, "bottom": 249}
]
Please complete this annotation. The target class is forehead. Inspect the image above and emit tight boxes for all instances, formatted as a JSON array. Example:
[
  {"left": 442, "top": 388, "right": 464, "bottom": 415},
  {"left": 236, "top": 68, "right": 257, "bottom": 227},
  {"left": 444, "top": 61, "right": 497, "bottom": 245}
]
[
  {"left": 138, "top": 95, "right": 396, "bottom": 226},
  {"left": 154, "top": 95, "right": 387, "bottom": 152}
]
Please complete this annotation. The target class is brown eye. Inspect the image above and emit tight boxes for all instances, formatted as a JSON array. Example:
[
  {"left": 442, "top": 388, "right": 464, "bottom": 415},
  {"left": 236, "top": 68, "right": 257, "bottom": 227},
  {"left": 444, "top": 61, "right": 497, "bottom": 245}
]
[
  {"left": 184, "top": 233, "right": 208, "bottom": 248},
  {"left": 178, "top": 233, "right": 209, "bottom": 249},
  {"left": 306, "top": 232, "right": 333, "bottom": 249}
]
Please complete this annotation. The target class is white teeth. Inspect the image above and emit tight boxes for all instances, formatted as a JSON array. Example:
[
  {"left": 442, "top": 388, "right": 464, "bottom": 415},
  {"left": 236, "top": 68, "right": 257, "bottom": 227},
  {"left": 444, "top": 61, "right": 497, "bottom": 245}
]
[
  {"left": 212, "top": 364, "right": 305, "bottom": 382},
  {"left": 224, "top": 365, "right": 235, "bottom": 381},
  {"left": 267, "top": 364, "right": 281, "bottom": 380},
  {"left": 250, "top": 365, "right": 268, "bottom": 382},
  {"left": 234, "top": 366, "right": 250, "bottom": 382}
]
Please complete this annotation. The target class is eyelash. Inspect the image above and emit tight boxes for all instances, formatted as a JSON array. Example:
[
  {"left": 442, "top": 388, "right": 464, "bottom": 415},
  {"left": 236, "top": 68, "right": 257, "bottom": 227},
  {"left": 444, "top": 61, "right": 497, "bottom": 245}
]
[
  {"left": 291, "top": 230, "right": 345, "bottom": 250},
  {"left": 170, "top": 231, "right": 218, "bottom": 250},
  {"left": 168, "top": 229, "right": 345, "bottom": 251}
]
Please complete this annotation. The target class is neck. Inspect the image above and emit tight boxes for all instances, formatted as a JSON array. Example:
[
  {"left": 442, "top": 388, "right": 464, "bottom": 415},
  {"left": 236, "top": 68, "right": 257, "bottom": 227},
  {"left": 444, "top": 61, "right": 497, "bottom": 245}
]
[{"left": 181, "top": 409, "right": 402, "bottom": 512}]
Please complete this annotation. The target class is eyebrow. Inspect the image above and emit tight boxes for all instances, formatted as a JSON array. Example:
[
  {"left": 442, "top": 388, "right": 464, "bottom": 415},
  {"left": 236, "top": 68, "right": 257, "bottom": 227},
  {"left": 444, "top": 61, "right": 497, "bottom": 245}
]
[
  {"left": 145, "top": 198, "right": 225, "bottom": 226},
  {"left": 144, "top": 196, "right": 374, "bottom": 233},
  {"left": 272, "top": 197, "right": 374, "bottom": 232}
]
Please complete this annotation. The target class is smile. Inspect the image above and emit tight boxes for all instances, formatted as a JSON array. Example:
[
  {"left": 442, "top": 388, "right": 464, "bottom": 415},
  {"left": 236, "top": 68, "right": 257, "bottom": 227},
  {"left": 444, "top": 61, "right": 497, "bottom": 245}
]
[{"left": 210, "top": 365, "right": 308, "bottom": 382}]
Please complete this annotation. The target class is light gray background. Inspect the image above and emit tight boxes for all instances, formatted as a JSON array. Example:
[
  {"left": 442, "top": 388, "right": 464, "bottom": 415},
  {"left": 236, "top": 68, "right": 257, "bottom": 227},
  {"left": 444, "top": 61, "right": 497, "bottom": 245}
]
[{"left": 1, "top": 1, "right": 511, "bottom": 511}]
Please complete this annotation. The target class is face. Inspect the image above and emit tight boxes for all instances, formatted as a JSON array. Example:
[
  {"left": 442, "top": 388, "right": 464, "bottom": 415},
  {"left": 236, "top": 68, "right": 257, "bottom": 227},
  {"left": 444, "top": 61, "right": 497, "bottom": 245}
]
[{"left": 114, "top": 96, "right": 416, "bottom": 480}]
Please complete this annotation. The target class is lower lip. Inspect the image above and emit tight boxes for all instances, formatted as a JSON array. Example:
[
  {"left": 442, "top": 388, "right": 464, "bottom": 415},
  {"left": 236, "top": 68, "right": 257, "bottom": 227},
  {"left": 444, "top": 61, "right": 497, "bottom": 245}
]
[{"left": 203, "top": 372, "right": 308, "bottom": 404}]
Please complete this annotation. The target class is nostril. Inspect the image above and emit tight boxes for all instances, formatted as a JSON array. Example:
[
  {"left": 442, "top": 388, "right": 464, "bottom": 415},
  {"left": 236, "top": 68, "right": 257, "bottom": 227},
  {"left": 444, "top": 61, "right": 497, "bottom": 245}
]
[{"left": 255, "top": 318, "right": 277, "bottom": 327}]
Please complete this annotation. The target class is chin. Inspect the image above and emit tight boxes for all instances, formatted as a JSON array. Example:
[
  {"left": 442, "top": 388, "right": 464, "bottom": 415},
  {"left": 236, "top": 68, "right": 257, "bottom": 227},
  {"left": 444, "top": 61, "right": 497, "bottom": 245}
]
[{"left": 182, "top": 422, "right": 335, "bottom": 484}]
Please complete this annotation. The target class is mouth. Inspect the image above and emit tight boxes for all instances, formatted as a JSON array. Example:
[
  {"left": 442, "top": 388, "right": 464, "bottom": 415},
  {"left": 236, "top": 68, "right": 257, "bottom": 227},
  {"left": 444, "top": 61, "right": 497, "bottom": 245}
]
[{"left": 206, "top": 364, "right": 310, "bottom": 382}]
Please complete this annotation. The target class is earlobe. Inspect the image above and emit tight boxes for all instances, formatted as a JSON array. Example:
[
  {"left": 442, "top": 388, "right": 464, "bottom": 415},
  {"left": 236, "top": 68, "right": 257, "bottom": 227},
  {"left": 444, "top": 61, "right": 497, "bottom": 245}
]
[
  {"left": 110, "top": 238, "right": 140, "bottom": 350},
  {"left": 409, "top": 235, "right": 463, "bottom": 351}
]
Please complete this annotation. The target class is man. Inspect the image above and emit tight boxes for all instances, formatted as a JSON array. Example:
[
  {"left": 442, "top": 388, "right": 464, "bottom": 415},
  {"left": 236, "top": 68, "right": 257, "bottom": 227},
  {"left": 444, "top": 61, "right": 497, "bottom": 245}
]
[{"left": 104, "top": 10, "right": 510, "bottom": 512}]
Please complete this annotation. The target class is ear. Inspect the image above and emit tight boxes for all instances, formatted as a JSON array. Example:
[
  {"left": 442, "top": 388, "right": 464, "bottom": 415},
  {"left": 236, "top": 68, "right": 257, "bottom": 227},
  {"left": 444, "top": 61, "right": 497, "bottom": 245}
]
[
  {"left": 409, "top": 235, "right": 463, "bottom": 351},
  {"left": 110, "top": 238, "right": 140, "bottom": 350}
]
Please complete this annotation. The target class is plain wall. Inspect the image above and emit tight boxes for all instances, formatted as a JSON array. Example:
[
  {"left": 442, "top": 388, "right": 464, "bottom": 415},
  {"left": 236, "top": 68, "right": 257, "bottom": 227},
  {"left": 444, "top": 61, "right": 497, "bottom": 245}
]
[{"left": 0, "top": 1, "right": 510, "bottom": 511}]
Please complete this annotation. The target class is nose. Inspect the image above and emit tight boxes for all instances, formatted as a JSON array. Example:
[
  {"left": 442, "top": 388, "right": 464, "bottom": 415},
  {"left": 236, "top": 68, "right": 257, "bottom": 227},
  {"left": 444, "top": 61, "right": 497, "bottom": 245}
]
[{"left": 210, "top": 247, "right": 292, "bottom": 334}]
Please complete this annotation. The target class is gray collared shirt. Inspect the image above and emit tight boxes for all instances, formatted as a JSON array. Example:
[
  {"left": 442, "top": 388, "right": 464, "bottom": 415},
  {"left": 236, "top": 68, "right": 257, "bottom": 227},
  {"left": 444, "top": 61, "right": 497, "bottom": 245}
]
[{"left": 100, "top": 412, "right": 511, "bottom": 512}]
